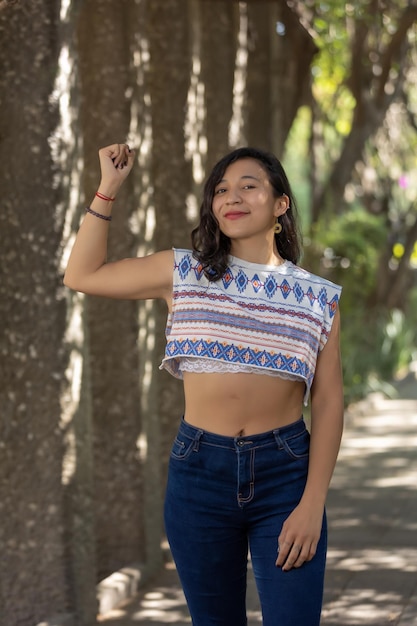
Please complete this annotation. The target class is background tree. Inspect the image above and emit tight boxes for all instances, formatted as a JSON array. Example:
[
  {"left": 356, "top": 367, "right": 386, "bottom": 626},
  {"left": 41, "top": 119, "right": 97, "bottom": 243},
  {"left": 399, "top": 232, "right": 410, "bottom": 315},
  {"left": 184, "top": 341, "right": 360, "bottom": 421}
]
[
  {"left": 0, "top": 1, "right": 97, "bottom": 624},
  {"left": 77, "top": 0, "right": 145, "bottom": 582},
  {"left": 143, "top": 0, "right": 193, "bottom": 566},
  {"left": 200, "top": 0, "right": 239, "bottom": 168},
  {"left": 246, "top": 1, "right": 317, "bottom": 156}
]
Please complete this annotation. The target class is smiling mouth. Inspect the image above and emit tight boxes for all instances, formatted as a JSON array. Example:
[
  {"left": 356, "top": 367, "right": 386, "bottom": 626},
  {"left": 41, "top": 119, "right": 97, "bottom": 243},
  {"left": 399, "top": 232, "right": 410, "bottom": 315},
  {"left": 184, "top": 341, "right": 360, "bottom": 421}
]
[{"left": 224, "top": 211, "right": 249, "bottom": 220}]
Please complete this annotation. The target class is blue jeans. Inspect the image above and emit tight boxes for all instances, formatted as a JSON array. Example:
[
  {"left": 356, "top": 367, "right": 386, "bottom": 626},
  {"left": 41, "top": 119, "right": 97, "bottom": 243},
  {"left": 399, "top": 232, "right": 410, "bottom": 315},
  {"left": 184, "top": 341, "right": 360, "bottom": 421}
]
[{"left": 164, "top": 417, "right": 327, "bottom": 626}]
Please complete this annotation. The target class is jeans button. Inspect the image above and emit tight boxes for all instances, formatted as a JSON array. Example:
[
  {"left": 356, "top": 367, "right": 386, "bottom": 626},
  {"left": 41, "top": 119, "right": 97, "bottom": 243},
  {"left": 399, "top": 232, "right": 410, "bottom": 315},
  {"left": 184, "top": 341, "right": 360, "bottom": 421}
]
[{"left": 238, "top": 440, "right": 244, "bottom": 446}]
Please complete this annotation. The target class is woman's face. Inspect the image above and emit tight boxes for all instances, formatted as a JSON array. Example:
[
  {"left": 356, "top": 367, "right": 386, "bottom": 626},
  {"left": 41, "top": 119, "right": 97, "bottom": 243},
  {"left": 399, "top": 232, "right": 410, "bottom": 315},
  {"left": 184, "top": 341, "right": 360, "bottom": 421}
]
[{"left": 211, "top": 158, "right": 288, "bottom": 243}]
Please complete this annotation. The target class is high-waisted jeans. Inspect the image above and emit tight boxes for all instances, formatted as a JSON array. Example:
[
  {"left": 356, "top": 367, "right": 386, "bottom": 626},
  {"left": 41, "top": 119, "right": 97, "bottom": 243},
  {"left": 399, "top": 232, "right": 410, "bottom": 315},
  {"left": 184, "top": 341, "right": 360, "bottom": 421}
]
[{"left": 164, "top": 417, "right": 327, "bottom": 626}]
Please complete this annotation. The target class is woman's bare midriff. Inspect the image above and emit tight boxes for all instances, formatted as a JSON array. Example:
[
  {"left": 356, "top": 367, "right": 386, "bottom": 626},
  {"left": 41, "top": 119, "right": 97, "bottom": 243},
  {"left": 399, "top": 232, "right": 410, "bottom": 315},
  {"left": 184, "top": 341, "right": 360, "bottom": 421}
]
[{"left": 182, "top": 371, "right": 306, "bottom": 437}]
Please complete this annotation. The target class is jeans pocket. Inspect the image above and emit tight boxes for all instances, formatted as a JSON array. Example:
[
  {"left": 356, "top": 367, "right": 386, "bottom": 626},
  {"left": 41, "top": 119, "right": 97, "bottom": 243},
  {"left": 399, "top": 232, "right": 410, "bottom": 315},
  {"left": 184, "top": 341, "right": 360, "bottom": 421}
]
[
  {"left": 282, "top": 430, "right": 310, "bottom": 460},
  {"left": 170, "top": 434, "right": 196, "bottom": 461}
]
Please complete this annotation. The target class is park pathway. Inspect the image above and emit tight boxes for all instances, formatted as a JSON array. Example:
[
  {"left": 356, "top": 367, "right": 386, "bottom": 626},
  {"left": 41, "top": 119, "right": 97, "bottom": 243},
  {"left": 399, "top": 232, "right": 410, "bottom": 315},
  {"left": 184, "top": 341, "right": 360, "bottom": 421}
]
[{"left": 98, "top": 368, "right": 417, "bottom": 625}]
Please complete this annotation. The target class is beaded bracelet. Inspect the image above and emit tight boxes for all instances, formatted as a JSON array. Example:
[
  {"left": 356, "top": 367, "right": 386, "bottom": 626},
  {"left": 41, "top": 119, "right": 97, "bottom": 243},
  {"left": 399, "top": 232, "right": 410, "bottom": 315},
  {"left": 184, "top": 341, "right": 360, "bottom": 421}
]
[
  {"left": 85, "top": 206, "right": 112, "bottom": 221},
  {"left": 96, "top": 191, "right": 115, "bottom": 201}
]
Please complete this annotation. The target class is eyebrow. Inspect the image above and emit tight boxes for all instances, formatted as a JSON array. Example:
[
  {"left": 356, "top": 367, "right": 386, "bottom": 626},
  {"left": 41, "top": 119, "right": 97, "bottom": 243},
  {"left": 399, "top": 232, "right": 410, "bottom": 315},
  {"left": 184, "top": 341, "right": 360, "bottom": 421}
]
[{"left": 216, "top": 174, "right": 260, "bottom": 184}]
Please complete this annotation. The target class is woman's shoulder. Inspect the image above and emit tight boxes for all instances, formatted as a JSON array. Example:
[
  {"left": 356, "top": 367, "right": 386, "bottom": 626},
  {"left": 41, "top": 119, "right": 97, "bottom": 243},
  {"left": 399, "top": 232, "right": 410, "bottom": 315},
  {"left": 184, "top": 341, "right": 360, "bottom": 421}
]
[
  {"left": 172, "top": 247, "right": 202, "bottom": 267},
  {"left": 172, "top": 247, "right": 193, "bottom": 256},
  {"left": 286, "top": 262, "right": 342, "bottom": 293}
]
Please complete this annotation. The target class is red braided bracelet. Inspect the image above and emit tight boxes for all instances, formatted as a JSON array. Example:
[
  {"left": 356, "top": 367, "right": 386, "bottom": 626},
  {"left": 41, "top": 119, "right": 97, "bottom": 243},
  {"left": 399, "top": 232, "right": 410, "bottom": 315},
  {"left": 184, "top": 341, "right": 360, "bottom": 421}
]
[{"left": 95, "top": 191, "right": 115, "bottom": 202}]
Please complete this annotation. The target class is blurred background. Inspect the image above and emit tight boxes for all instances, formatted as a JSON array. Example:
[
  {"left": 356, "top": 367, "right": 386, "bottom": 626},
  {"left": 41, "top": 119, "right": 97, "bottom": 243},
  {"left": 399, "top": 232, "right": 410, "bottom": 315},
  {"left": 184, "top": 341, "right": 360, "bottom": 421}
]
[{"left": 1, "top": 1, "right": 416, "bottom": 624}]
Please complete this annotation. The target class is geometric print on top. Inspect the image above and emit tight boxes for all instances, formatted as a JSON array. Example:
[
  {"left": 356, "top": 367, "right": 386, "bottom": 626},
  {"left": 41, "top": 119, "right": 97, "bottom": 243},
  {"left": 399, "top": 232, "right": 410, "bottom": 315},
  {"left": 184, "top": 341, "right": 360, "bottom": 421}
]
[{"left": 160, "top": 249, "right": 342, "bottom": 405}]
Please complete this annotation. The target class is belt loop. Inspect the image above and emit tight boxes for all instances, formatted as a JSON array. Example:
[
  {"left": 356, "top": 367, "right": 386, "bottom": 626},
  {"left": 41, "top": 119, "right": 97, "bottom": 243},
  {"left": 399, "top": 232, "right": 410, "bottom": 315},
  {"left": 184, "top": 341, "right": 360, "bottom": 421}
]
[
  {"left": 273, "top": 429, "right": 283, "bottom": 449},
  {"left": 193, "top": 430, "right": 203, "bottom": 452}
]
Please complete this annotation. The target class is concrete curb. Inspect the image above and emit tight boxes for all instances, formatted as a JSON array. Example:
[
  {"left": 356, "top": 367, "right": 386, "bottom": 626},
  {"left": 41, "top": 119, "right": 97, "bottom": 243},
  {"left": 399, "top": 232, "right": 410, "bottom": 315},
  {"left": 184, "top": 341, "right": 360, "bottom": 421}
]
[
  {"left": 97, "top": 563, "right": 151, "bottom": 616},
  {"left": 37, "top": 563, "right": 151, "bottom": 626}
]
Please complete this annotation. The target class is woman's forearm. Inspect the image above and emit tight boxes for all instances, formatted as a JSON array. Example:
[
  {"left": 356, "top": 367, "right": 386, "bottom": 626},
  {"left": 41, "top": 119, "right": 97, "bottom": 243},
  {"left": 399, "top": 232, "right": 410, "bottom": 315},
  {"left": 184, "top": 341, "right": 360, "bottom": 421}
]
[
  {"left": 301, "top": 308, "right": 344, "bottom": 507},
  {"left": 63, "top": 194, "right": 114, "bottom": 289},
  {"left": 63, "top": 144, "right": 134, "bottom": 290},
  {"left": 302, "top": 402, "right": 344, "bottom": 507}
]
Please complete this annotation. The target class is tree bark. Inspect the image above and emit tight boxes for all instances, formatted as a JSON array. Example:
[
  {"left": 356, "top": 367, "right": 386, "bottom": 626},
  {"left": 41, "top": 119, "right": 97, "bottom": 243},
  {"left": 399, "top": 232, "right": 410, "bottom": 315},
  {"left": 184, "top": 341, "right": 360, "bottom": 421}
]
[
  {"left": 374, "top": 213, "right": 417, "bottom": 310},
  {"left": 77, "top": 0, "right": 145, "bottom": 581},
  {"left": 144, "top": 0, "right": 192, "bottom": 568},
  {"left": 245, "top": 1, "right": 316, "bottom": 157},
  {"left": 246, "top": 2, "right": 272, "bottom": 150},
  {"left": 200, "top": 0, "right": 238, "bottom": 168},
  {"left": 0, "top": 0, "right": 96, "bottom": 624}
]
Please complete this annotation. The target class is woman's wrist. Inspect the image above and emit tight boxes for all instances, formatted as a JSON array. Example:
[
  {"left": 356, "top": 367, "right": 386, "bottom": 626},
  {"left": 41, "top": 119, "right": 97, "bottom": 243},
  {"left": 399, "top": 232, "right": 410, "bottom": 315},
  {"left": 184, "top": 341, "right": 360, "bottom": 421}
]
[
  {"left": 85, "top": 206, "right": 112, "bottom": 221},
  {"left": 95, "top": 191, "right": 115, "bottom": 202},
  {"left": 86, "top": 186, "right": 117, "bottom": 221},
  {"left": 97, "top": 183, "right": 120, "bottom": 200}
]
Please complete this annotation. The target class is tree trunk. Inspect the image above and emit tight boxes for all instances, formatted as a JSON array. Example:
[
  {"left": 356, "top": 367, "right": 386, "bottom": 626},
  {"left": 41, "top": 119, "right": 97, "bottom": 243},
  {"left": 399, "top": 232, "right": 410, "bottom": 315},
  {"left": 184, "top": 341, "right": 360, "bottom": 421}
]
[
  {"left": 200, "top": 0, "right": 238, "bottom": 169},
  {"left": 0, "top": 1, "right": 96, "bottom": 624},
  {"left": 77, "top": 0, "right": 145, "bottom": 581},
  {"left": 312, "top": 103, "right": 386, "bottom": 224},
  {"left": 245, "top": 1, "right": 316, "bottom": 157},
  {"left": 374, "top": 213, "right": 417, "bottom": 310},
  {"left": 270, "top": 1, "right": 317, "bottom": 158},
  {"left": 246, "top": 2, "right": 272, "bottom": 151},
  {"left": 143, "top": 0, "right": 192, "bottom": 568}
]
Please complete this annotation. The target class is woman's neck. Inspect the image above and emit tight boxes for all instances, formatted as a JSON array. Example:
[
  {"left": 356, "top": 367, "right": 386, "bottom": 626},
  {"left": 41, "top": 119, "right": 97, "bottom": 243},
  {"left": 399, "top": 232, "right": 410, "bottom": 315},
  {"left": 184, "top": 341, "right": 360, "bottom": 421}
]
[{"left": 230, "top": 240, "right": 284, "bottom": 267}]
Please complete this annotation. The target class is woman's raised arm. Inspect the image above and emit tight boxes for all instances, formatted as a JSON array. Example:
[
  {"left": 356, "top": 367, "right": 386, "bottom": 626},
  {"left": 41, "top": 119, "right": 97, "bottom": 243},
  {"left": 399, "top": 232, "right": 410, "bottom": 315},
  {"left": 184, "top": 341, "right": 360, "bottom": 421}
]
[{"left": 63, "top": 143, "right": 173, "bottom": 302}]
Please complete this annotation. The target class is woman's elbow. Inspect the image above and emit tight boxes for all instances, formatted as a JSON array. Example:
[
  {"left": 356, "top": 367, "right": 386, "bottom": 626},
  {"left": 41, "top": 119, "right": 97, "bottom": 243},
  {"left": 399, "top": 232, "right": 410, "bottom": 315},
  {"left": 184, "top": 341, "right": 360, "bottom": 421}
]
[{"left": 63, "top": 271, "right": 84, "bottom": 292}]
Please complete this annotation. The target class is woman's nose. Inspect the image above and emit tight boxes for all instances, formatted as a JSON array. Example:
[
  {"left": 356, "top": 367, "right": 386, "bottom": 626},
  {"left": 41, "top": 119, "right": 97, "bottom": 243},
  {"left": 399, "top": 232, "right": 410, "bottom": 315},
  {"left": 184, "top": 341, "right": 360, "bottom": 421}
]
[{"left": 225, "top": 188, "right": 242, "bottom": 204}]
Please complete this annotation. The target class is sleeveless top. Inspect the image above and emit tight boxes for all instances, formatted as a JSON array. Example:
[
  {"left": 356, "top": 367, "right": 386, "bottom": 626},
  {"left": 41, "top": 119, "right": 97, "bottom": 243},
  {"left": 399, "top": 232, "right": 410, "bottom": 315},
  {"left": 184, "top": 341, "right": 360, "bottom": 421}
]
[{"left": 159, "top": 248, "right": 342, "bottom": 405}]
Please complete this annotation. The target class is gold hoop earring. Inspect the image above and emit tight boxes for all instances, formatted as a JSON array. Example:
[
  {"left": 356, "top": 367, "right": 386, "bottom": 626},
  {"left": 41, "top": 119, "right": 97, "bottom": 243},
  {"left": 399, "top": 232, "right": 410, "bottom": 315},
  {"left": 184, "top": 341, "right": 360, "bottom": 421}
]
[{"left": 274, "top": 220, "right": 282, "bottom": 234}]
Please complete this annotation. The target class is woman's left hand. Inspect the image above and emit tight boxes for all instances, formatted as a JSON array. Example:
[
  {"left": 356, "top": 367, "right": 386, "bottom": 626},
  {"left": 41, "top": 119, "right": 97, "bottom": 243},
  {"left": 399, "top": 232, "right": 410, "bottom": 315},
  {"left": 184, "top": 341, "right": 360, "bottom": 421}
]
[{"left": 275, "top": 500, "right": 324, "bottom": 571}]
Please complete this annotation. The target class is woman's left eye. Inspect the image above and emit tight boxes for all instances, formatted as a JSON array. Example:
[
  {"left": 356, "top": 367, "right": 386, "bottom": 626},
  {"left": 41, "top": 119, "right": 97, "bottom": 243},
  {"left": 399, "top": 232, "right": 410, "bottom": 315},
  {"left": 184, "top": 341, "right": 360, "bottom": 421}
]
[{"left": 243, "top": 185, "right": 255, "bottom": 190}]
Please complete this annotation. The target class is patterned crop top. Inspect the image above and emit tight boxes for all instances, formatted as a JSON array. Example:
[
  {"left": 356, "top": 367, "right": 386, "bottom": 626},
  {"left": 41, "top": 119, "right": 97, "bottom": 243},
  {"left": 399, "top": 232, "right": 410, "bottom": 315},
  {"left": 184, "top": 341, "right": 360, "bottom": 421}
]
[{"left": 159, "top": 248, "right": 342, "bottom": 405}]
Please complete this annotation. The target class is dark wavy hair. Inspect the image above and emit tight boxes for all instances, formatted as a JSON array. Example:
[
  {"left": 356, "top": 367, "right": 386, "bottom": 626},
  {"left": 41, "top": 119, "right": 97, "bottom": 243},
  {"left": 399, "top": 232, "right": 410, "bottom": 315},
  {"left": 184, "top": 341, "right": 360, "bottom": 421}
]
[{"left": 191, "top": 146, "right": 302, "bottom": 281}]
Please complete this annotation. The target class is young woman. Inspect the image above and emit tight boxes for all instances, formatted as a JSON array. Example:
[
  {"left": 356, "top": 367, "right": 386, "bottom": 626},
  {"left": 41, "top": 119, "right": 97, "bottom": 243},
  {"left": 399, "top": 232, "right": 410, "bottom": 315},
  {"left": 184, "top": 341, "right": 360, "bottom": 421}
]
[{"left": 64, "top": 143, "right": 344, "bottom": 626}]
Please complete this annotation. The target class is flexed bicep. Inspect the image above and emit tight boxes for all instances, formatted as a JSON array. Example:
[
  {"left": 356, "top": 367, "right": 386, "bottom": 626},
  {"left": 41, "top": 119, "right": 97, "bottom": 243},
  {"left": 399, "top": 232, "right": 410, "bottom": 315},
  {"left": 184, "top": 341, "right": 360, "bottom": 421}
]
[{"left": 65, "top": 249, "right": 174, "bottom": 303}]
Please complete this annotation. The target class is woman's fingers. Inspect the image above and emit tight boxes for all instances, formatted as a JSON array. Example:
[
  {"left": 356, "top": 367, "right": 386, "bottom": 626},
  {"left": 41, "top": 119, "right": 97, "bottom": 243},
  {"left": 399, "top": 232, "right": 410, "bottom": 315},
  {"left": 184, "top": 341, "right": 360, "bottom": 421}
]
[
  {"left": 111, "top": 143, "right": 132, "bottom": 169},
  {"left": 275, "top": 502, "right": 323, "bottom": 571},
  {"left": 276, "top": 536, "right": 317, "bottom": 571},
  {"left": 98, "top": 143, "right": 135, "bottom": 188}
]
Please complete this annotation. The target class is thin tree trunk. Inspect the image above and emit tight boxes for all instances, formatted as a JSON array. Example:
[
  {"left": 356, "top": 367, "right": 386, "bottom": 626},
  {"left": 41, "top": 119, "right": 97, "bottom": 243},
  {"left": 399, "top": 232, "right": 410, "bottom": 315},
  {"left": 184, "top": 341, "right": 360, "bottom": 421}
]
[
  {"left": 246, "top": 2, "right": 272, "bottom": 151},
  {"left": 144, "top": 0, "right": 192, "bottom": 567},
  {"left": 271, "top": 1, "right": 317, "bottom": 158},
  {"left": 200, "top": 0, "right": 238, "bottom": 168},
  {"left": 77, "top": 0, "right": 145, "bottom": 581},
  {"left": 374, "top": 214, "right": 417, "bottom": 310}
]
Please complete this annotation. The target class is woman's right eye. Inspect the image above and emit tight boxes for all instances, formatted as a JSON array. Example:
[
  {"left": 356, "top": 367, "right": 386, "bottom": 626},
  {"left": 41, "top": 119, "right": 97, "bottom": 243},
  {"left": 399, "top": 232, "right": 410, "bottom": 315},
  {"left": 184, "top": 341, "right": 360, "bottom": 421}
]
[{"left": 215, "top": 188, "right": 226, "bottom": 195}]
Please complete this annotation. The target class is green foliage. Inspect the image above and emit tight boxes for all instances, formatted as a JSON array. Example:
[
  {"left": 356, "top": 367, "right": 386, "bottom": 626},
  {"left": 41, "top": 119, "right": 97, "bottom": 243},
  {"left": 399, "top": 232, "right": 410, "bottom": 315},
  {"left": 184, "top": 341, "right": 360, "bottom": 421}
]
[
  {"left": 282, "top": 106, "right": 312, "bottom": 230},
  {"left": 311, "top": 207, "right": 387, "bottom": 309},
  {"left": 342, "top": 306, "right": 417, "bottom": 402},
  {"left": 303, "top": 208, "right": 417, "bottom": 403},
  {"left": 282, "top": 3, "right": 417, "bottom": 404},
  {"left": 308, "top": 0, "right": 417, "bottom": 190}
]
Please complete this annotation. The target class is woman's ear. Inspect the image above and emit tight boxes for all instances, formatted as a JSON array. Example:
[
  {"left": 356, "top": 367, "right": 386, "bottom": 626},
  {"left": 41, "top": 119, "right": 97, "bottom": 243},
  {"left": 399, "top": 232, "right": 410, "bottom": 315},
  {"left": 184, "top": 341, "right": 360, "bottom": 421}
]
[{"left": 274, "top": 194, "right": 290, "bottom": 217}]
